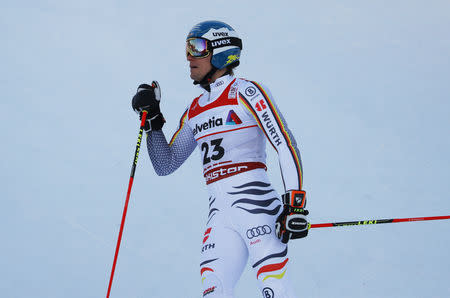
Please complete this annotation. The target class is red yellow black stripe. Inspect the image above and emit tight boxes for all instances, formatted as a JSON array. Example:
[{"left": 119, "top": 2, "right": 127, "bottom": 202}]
[
  {"left": 256, "top": 258, "right": 289, "bottom": 279},
  {"left": 169, "top": 108, "right": 189, "bottom": 146},
  {"left": 238, "top": 95, "right": 275, "bottom": 150},
  {"left": 251, "top": 81, "right": 303, "bottom": 189}
]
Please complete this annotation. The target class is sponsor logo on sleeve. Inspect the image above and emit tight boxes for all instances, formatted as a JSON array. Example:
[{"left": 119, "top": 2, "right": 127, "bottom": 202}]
[
  {"left": 245, "top": 86, "right": 257, "bottom": 97},
  {"left": 255, "top": 99, "right": 267, "bottom": 111},
  {"left": 228, "top": 82, "right": 238, "bottom": 99},
  {"left": 261, "top": 112, "right": 282, "bottom": 146}
]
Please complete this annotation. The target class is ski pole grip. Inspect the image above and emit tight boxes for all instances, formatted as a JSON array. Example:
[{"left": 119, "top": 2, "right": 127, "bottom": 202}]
[{"left": 140, "top": 110, "right": 148, "bottom": 127}]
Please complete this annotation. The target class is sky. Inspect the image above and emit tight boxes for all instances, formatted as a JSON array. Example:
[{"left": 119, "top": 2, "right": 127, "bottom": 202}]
[{"left": 1, "top": 0, "right": 449, "bottom": 297}]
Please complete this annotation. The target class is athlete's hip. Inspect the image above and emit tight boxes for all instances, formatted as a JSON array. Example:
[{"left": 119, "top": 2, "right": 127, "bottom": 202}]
[
  {"left": 205, "top": 168, "right": 282, "bottom": 223},
  {"left": 206, "top": 167, "right": 273, "bottom": 194}
]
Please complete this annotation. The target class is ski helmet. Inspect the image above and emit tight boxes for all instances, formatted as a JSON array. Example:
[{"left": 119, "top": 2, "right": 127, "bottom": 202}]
[{"left": 186, "top": 20, "right": 242, "bottom": 70}]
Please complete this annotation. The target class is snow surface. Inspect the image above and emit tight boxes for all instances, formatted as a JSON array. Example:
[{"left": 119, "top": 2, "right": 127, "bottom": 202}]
[{"left": 1, "top": 1, "right": 449, "bottom": 297}]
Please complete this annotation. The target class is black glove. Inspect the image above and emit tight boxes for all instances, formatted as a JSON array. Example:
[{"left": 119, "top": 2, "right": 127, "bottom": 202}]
[
  {"left": 275, "top": 190, "right": 309, "bottom": 244},
  {"left": 131, "top": 81, "right": 165, "bottom": 131}
]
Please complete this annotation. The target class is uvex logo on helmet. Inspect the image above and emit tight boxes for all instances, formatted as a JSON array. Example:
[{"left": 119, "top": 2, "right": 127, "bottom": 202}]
[
  {"left": 187, "top": 20, "right": 243, "bottom": 70},
  {"left": 212, "top": 32, "right": 228, "bottom": 37},
  {"left": 211, "top": 39, "right": 232, "bottom": 48}
]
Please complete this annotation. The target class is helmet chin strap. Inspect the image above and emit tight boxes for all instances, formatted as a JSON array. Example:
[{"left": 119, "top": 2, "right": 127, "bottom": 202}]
[{"left": 193, "top": 66, "right": 218, "bottom": 92}]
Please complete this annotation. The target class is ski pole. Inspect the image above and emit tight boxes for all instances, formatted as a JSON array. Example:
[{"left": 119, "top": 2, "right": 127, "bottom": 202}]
[
  {"left": 106, "top": 111, "right": 148, "bottom": 298},
  {"left": 309, "top": 215, "right": 450, "bottom": 229}
]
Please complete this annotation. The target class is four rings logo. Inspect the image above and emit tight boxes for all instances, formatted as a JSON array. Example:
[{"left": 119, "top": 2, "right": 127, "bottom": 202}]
[{"left": 246, "top": 225, "right": 272, "bottom": 239}]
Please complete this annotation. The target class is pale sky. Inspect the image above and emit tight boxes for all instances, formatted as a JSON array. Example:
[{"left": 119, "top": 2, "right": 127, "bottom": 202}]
[{"left": 1, "top": 1, "right": 449, "bottom": 297}]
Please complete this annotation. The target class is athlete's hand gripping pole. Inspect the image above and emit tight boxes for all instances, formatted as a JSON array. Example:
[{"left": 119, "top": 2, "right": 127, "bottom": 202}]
[
  {"left": 276, "top": 190, "right": 309, "bottom": 244},
  {"left": 106, "top": 111, "right": 148, "bottom": 298},
  {"left": 131, "top": 81, "right": 165, "bottom": 132}
]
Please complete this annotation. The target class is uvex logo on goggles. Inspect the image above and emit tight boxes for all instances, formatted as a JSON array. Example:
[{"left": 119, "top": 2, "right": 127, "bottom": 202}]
[{"left": 186, "top": 37, "right": 242, "bottom": 58}]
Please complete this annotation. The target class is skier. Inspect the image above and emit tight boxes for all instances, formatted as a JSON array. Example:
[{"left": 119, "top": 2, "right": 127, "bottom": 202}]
[{"left": 131, "top": 20, "right": 309, "bottom": 298}]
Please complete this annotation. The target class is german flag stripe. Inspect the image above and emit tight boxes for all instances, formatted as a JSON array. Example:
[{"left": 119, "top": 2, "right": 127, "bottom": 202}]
[
  {"left": 200, "top": 267, "right": 214, "bottom": 276},
  {"left": 239, "top": 93, "right": 287, "bottom": 188},
  {"left": 251, "top": 81, "right": 303, "bottom": 189},
  {"left": 200, "top": 258, "right": 218, "bottom": 267},
  {"left": 256, "top": 258, "right": 289, "bottom": 279},
  {"left": 262, "top": 269, "right": 287, "bottom": 281},
  {"left": 252, "top": 247, "right": 288, "bottom": 268},
  {"left": 169, "top": 109, "right": 189, "bottom": 146},
  {"left": 238, "top": 94, "right": 276, "bottom": 150}
]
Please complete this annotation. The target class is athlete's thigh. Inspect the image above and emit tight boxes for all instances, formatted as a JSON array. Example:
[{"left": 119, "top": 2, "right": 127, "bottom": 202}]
[
  {"left": 231, "top": 199, "right": 297, "bottom": 298},
  {"left": 248, "top": 230, "right": 296, "bottom": 298},
  {"left": 200, "top": 224, "right": 249, "bottom": 297}
]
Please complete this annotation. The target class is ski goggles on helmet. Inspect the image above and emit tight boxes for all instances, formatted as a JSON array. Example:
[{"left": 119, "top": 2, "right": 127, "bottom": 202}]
[{"left": 186, "top": 38, "right": 210, "bottom": 58}]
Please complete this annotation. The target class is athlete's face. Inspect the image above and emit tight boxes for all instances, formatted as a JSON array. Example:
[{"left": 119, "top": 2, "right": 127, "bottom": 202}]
[{"left": 187, "top": 53, "right": 213, "bottom": 81}]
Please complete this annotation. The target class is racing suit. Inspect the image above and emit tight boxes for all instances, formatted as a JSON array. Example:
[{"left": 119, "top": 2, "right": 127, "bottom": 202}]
[{"left": 146, "top": 74, "right": 303, "bottom": 298}]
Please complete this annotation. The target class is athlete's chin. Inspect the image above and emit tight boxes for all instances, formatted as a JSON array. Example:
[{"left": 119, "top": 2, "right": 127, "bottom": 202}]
[{"left": 190, "top": 71, "right": 202, "bottom": 81}]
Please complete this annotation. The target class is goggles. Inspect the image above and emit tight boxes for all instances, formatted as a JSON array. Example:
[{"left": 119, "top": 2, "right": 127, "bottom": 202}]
[{"left": 186, "top": 38, "right": 210, "bottom": 58}]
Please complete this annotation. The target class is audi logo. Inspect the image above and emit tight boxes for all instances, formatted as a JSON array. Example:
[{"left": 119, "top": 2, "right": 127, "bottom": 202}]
[{"left": 246, "top": 225, "right": 272, "bottom": 239}]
